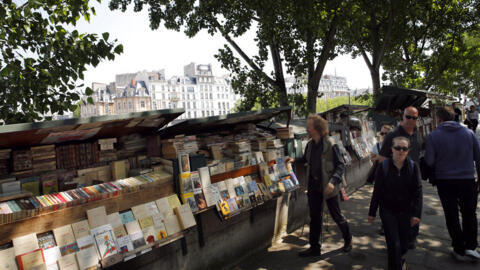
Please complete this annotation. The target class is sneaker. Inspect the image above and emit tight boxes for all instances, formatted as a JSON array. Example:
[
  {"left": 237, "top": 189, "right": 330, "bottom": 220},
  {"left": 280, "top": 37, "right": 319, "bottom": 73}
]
[
  {"left": 452, "top": 251, "right": 471, "bottom": 262},
  {"left": 465, "top": 249, "right": 480, "bottom": 261},
  {"left": 298, "top": 247, "right": 321, "bottom": 257}
]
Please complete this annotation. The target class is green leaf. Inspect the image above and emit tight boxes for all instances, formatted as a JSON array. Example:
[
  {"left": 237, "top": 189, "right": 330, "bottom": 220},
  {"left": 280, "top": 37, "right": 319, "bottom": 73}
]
[
  {"left": 102, "top": 32, "right": 109, "bottom": 40},
  {"left": 85, "top": 87, "right": 93, "bottom": 95}
]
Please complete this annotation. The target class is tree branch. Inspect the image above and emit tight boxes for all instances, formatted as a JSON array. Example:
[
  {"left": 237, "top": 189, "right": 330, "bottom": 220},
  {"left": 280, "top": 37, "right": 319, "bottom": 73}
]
[
  {"left": 375, "top": 4, "right": 394, "bottom": 68},
  {"left": 211, "top": 19, "right": 276, "bottom": 86},
  {"left": 313, "top": 15, "right": 338, "bottom": 81}
]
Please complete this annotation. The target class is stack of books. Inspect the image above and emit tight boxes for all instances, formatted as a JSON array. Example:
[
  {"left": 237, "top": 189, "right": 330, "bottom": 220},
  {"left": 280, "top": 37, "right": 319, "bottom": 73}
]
[
  {"left": 117, "top": 134, "right": 147, "bottom": 159},
  {"left": 266, "top": 139, "right": 283, "bottom": 149},
  {"left": 251, "top": 140, "right": 267, "bottom": 151},
  {"left": 228, "top": 140, "right": 251, "bottom": 154},
  {"left": 31, "top": 145, "right": 56, "bottom": 173},
  {"left": 12, "top": 150, "right": 32, "bottom": 173},
  {"left": 98, "top": 138, "right": 118, "bottom": 162},
  {"left": 276, "top": 127, "right": 294, "bottom": 139},
  {"left": 0, "top": 149, "right": 11, "bottom": 175}
]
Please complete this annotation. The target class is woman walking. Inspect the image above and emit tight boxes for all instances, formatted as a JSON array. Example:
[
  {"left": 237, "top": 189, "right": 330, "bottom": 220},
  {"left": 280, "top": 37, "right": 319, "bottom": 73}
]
[
  {"left": 368, "top": 137, "right": 422, "bottom": 270},
  {"left": 466, "top": 105, "right": 479, "bottom": 133}
]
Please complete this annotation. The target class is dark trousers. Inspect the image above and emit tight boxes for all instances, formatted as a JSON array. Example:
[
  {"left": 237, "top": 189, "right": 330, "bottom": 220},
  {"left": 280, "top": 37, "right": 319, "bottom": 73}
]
[
  {"left": 380, "top": 207, "right": 410, "bottom": 270},
  {"left": 308, "top": 191, "right": 352, "bottom": 249},
  {"left": 436, "top": 179, "right": 478, "bottom": 254},
  {"left": 468, "top": 119, "right": 478, "bottom": 133}
]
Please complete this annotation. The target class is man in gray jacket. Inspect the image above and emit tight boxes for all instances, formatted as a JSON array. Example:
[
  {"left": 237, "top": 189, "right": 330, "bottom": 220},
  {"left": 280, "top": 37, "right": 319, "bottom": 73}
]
[{"left": 425, "top": 107, "right": 480, "bottom": 262}]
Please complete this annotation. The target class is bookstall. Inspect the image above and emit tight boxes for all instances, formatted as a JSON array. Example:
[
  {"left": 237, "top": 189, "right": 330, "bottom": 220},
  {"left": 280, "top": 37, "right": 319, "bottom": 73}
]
[
  {"left": 0, "top": 107, "right": 310, "bottom": 270},
  {"left": 0, "top": 109, "right": 205, "bottom": 270}
]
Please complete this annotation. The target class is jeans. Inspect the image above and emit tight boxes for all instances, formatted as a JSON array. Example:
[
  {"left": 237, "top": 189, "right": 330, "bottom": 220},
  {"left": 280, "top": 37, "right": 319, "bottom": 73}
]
[
  {"left": 308, "top": 191, "right": 352, "bottom": 250},
  {"left": 380, "top": 207, "right": 410, "bottom": 270},
  {"left": 436, "top": 179, "right": 478, "bottom": 254}
]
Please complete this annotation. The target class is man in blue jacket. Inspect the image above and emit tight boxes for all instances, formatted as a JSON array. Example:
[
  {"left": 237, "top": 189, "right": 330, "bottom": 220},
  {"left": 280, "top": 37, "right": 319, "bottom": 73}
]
[{"left": 425, "top": 107, "right": 480, "bottom": 262}]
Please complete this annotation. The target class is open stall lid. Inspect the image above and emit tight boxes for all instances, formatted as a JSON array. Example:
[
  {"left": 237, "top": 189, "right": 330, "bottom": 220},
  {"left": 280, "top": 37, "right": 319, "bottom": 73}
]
[
  {"left": 375, "top": 86, "right": 431, "bottom": 112},
  {"left": 0, "top": 109, "right": 184, "bottom": 149},
  {"left": 159, "top": 106, "right": 292, "bottom": 137},
  {"left": 319, "top": 104, "right": 371, "bottom": 118}
]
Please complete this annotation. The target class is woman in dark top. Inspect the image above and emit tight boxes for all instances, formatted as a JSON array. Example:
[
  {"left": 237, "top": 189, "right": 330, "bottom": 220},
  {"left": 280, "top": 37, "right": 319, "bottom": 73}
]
[{"left": 368, "top": 136, "right": 423, "bottom": 270}]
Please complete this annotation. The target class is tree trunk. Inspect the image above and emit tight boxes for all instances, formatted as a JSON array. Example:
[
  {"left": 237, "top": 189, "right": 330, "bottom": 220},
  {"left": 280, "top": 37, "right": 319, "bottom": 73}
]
[
  {"left": 270, "top": 43, "right": 288, "bottom": 107},
  {"left": 370, "top": 67, "right": 381, "bottom": 98},
  {"left": 306, "top": 29, "right": 317, "bottom": 114}
]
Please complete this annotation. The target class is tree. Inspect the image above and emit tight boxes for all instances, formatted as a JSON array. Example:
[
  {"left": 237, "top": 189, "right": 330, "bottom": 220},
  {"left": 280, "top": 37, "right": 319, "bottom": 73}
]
[
  {"left": 0, "top": 0, "right": 123, "bottom": 124},
  {"left": 344, "top": 0, "right": 407, "bottom": 98},
  {"left": 109, "top": 0, "right": 351, "bottom": 116},
  {"left": 381, "top": 0, "right": 480, "bottom": 97}
]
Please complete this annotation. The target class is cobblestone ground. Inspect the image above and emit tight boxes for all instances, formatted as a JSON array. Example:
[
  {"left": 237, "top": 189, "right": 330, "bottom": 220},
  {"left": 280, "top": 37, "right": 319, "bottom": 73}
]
[{"left": 233, "top": 184, "right": 480, "bottom": 270}]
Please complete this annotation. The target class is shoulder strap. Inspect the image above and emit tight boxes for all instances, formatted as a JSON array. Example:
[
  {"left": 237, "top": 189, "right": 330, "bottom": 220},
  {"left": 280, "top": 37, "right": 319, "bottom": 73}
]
[
  {"left": 382, "top": 159, "right": 389, "bottom": 178},
  {"left": 408, "top": 159, "right": 415, "bottom": 175}
]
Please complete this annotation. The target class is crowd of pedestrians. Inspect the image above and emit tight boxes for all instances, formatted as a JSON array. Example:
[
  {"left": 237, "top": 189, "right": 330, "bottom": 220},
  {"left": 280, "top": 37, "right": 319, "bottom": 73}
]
[{"left": 287, "top": 105, "right": 480, "bottom": 270}]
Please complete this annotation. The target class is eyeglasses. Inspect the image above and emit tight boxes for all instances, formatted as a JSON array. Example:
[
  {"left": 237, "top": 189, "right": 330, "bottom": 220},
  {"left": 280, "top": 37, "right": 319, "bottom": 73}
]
[
  {"left": 380, "top": 132, "right": 387, "bottom": 136},
  {"left": 393, "top": 146, "right": 409, "bottom": 152},
  {"left": 405, "top": 115, "right": 418, "bottom": 120}
]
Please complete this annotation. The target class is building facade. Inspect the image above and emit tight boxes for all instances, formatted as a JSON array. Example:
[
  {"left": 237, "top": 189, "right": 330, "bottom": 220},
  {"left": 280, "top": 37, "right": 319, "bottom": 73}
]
[
  {"left": 286, "top": 74, "right": 350, "bottom": 98},
  {"left": 81, "top": 63, "right": 239, "bottom": 119}
]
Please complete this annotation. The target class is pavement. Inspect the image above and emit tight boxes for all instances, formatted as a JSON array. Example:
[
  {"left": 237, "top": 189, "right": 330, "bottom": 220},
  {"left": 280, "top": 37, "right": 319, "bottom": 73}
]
[{"left": 232, "top": 183, "right": 480, "bottom": 269}]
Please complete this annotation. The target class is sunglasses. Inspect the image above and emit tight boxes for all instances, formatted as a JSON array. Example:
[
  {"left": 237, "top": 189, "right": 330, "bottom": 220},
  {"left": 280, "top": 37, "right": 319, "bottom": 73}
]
[
  {"left": 380, "top": 132, "right": 387, "bottom": 136},
  {"left": 405, "top": 115, "right": 418, "bottom": 120},
  {"left": 393, "top": 146, "right": 409, "bottom": 152}
]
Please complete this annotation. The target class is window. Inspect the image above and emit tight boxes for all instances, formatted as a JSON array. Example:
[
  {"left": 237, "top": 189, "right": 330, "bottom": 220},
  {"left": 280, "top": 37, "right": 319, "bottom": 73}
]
[
  {"left": 162, "top": 102, "right": 166, "bottom": 108},
  {"left": 182, "top": 94, "right": 185, "bottom": 100},
  {"left": 128, "top": 101, "right": 132, "bottom": 109},
  {"left": 209, "top": 93, "right": 213, "bottom": 99},
  {"left": 211, "top": 110, "right": 214, "bottom": 116},
  {"left": 118, "top": 103, "right": 121, "bottom": 109},
  {"left": 141, "top": 101, "right": 145, "bottom": 108},
  {"left": 200, "top": 85, "right": 203, "bottom": 91},
  {"left": 188, "top": 112, "right": 191, "bottom": 118},
  {"left": 202, "top": 111, "right": 205, "bottom": 117},
  {"left": 207, "top": 111, "right": 210, "bottom": 116},
  {"left": 193, "top": 102, "right": 196, "bottom": 109},
  {"left": 209, "top": 85, "right": 212, "bottom": 91},
  {"left": 194, "top": 111, "right": 197, "bottom": 118},
  {"left": 187, "top": 103, "right": 190, "bottom": 109},
  {"left": 201, "top": 93, "right": 204, "bottom": 99},
  {"left": 218, "top": 102, "right": 221, "bottom": 109},
  {"left": 162, "top": 94, "right": 165, "bottom": 99},
  {"left": 162, "top": 86, "right": 165, "bottom": 91},
  {"left": 123, "top": 102, "right": 126, "bottom": 109}
]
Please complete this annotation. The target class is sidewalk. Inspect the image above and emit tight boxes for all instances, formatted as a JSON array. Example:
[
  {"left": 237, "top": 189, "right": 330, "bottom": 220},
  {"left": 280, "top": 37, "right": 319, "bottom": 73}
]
[{"left": 232, "top": 184, "right": 480, "bottom": 269}]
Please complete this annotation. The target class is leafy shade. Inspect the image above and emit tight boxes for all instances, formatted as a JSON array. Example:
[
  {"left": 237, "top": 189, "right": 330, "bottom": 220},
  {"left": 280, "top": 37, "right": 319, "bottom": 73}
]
[{"left": 0, "top": 0, "right": 123, "bottom": 124}]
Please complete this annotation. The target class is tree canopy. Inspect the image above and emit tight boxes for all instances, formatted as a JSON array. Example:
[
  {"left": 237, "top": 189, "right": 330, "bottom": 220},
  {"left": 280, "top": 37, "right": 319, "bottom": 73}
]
[
  {"left": 109, "top": 0, "right": 353, "bottom": 117},
  {"left": 0, "top": 0, "right": 123, "bottom": 124}
]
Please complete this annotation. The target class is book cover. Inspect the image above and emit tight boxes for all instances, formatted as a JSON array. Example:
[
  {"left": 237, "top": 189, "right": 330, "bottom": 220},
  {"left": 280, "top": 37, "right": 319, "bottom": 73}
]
[
  {"left": 143, "top": 201, "right": 160, "bottom": 216},
  {"left": 258, "top": 163, "right": 272, "bottom": 187},
  {"left": 42, "top": 246, "right": 61, "bottom": 270},
  {"left": 225, "top": 178, "right": 236, "bottom": 199},
  {"left": 0, "top": 247, "right": 18, "bottom": 270},
  {"left": 131, "top": 204, "right": 148, "bottom": 220},
  {"left": 202, "top": 184, "right": 222, "bottom": 208},
  {"left": 154, "top": 197, "right": 173, "bottom": 217},
  {"left": 16, "top": 248, "right": 45, "bottom": 270},
  {"left": 190, "top": 171, "right": 202, "bottom": 189},
  {"left": 166, "top": 194, "right": 181, "bottom": 210},
  {"left": 152, "top": 214, "right": 168, "bottom": 240},
  {"left": 198, "top": 167, "right": 211, "bottom": 190},
  {"left": 57, "top": 253, "right": 78, "bottom": 270},
  {"left": 181, "top": 192, "right": 198, "bottom": 213},
  {"left": 107, "top": 213, "right": 133, "bottom": 254},
  {"left": 13, "top": 233, "right": 39, "bottom": 256},
  {"left": 179, "top": 172, "right": 193, "bottom": 194},
  {"left": 37, "top": 232, "right": 56, "bottom": 250},
  {"left": 53, "top": 225, "right": 78, "bottom": 256},
  {"left": 219, "top": 201, "right": 230, "bottom": 216},
  {"left": 276, "top": 157, "right": 289, "bottom": 177},
  {"left": 216, "top": 181, "right": 230, "bottom": 201},
  {"left": 138, "top": 216, "right": 156, "bottom": 244},
  {"left": 125, "top": 221, "right": 146, "bottom": 249},
  {"left": 173, "top": 204, "right": 196, "bottom": 230},
  {"left": 193, "top": 188, "right": 207, "bottom": 210},
  {"left": 75, "top": 246, "right": 98, "bottom": 270},
  {"left": 41, "top": 179, "right": 58, "bottom": 195},
  {"left": 226, "top": 198, "right": 239, "bottom": 212},
  {"left": 90, "top": 224, "right": 117, "bottom": 259},
  {"left": 86, "top": 206, "right": 108, "bottom": 229},
  {"left": 119, "top": 211, "right": 135, "bottom": 225},
  {"left": 20, "top": 178, "right": 40, "bottom": 196},
  {"left": 178, "top": 153, "right": 190, "bottom": 173},
  {"left": 163, "top": 213, "right": 181, "bottom": 235}
]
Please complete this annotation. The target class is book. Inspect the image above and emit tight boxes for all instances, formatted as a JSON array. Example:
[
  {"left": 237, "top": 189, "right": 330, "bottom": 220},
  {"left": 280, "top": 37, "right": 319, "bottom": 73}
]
[
  {"left": 181, "top": 192, "right": 198, "bottom": 212},
  {"left": 16, "top": 248, "right": 45, "bottom": 270},
  {"left": 20, "top": 176, "right": 40, "bottom": 196},
  {"left": 111, "top": 160, "right": 127, "bottom": 180},
  {"left": 13, "top": 233, "right": 39, "bottom": 256},
  {"left": 167, "top": 194, "right": 181, "bottom": 210},
  {"left": 173, "top": 204, "right": 196, "bottom": 230},
  {"left": 143, "top": 201, "right": 160, "bottom": 217},
  {"left": 41, "top": 179, "right": 58, "bottom": 195},
  {"left": 57, "top": 253, "right": 78, "bottom": 270},
  {"left": 52, "top": 225, "right": 78, "bottom": 256},
  {"left": 138, "top": 216, "right": 156, "bottom": 244},
  {"left": 107, "top": 212, "right": 133, "bottom": 254},
  {"left": 225, "top": 178, "right": 236, "bottom": 199},
  {"left": 216, "top": 181, "right": 229, "bottom": 201},
  {"left": 86, "top": 206, "right": 108, "bottom": 229},
  {"left": 193, "top": 188, "right": 207, "bottom": 210},
  {"left": 178, "top": 153, "right": 190, "bottom": 173},
  {"left": 219, "top": 201, "right": 230, "bottom": 216},
  {"left": 131, "top": 204, "right": 148, "bottom": 220},
  {"left": 119, "top": 211, "right": 135, "bottom": 225},
  {"left": 155, "top": 197, "right": 173, "bottom": 217},
  {"left": 198, "top": 167, "right": 211, "bottom": 189},
  {"left": 42, "top": 246, "right": 61, "bottom": 270},
  {"left": 90, "top": 224, "right": 117, "bottom": 259},
  {"left": 258, "top": 163, "right": 272, "bottom": 187},
  {"left": 163, "top": 213, "right": 181, "bottom": 235},
  {"left": 152, "top": 214, "right": 168, "bottom": 240},
  {"left": 179, "top": 172, "right": 193, "bottom": 194},
  {"left": 0, "top": 247, "right": 18, "bottom": 270},
  {"left": 125, "top": 221, "right": 146, "bottom": 249},
  {"left": 75, "top": 246, "right": 98, "bottom": 270},
  {"left": 37, "top": 232, "right": 56, "bottom": 250},
  {"left": 276, "top": 157, "right": 289, "bottom": 177},
  {"left": 202, "top": 184, "right": 221, "bottom": 208}
]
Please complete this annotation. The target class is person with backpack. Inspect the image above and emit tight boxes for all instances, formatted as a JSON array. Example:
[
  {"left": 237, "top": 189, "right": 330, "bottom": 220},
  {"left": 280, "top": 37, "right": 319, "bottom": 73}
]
[
  {"left": 286, "top": 114, "right": 352, "bottom": 257},
  {"left": 377, "top": 106, "right": 423, "bottom": 249},
  {"left": 425, "top": 107, "right": 480, "bottom": 262},
  {"left": 368, "top": 136, "right": 422, "bottom": 270}
]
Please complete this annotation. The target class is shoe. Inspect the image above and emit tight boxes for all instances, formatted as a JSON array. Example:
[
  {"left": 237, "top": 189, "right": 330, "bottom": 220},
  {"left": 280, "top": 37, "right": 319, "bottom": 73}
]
[
  {"left": 452, "top": 251, "right": 471, "bottom": 262},
  {"left": 298, "top": 247, "right": 321, "bottom": 257},
  {"left": 465, "top": 249, "right": 480, "bottom": 261},
  {"left": 401, "top": 258, "right": 408, "bottom": 270},
  {"left": 342, "top": 239, "right": 353, "bottom": 252}
]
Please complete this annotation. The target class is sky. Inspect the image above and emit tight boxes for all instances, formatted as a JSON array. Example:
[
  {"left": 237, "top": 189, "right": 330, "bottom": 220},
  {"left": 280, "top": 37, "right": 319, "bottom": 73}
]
[{"left": 77, "top": 1, "right": 373, "bottom": 91}]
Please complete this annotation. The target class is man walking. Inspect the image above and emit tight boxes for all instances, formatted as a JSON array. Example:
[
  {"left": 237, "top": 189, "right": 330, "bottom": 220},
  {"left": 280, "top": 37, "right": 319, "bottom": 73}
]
[
  {"left": 425, "top": 107, "right": 480, "bottom": 261},
  {"left": 376, "top": 106, "right": 423, "bottom": 249},
  {"left": 286, "top": 114, "right": 352, "bottom": 257}
]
